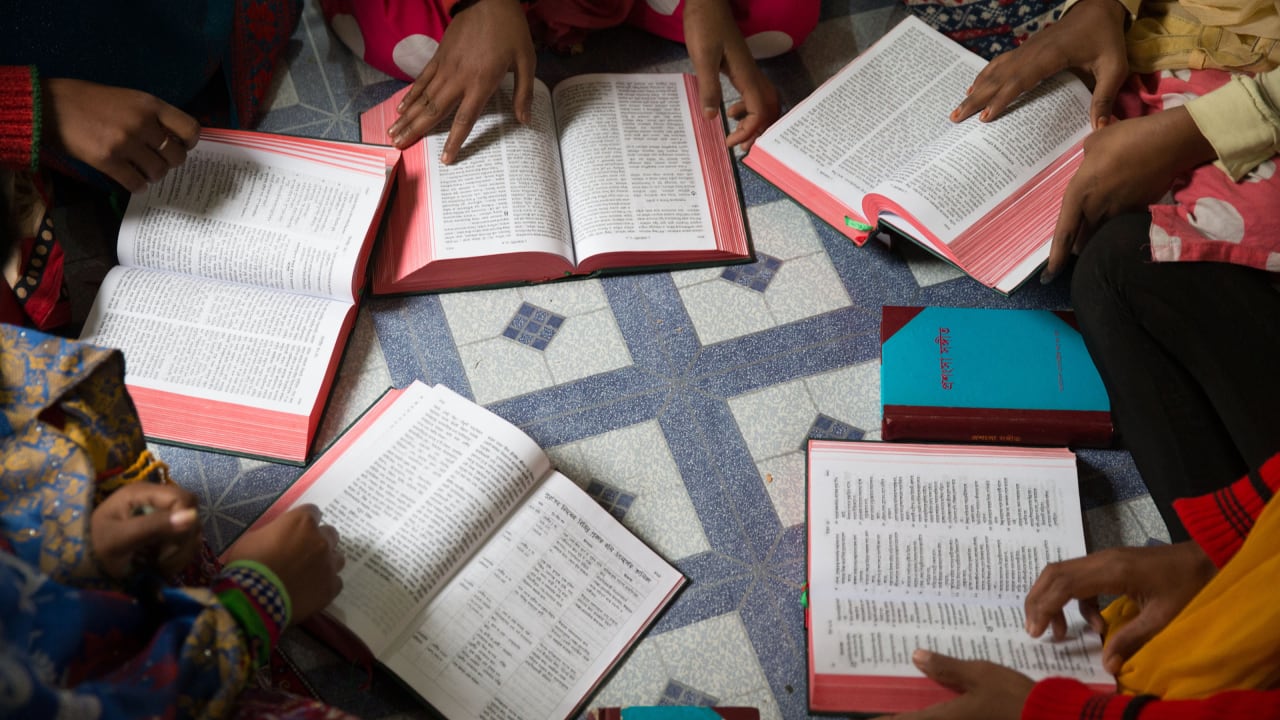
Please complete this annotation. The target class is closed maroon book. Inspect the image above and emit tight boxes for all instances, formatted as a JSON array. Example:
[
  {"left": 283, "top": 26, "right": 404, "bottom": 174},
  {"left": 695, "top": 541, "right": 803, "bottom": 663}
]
[
  {"left": 590, "top": 708, "right": 760, "bottom": 720},
  {"left": 880, "top": 306, "right": 1113, "bottom": 448}
]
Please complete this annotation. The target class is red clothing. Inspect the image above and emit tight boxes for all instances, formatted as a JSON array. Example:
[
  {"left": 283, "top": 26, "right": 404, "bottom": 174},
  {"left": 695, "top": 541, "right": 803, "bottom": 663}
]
[
  {"left": 0, "top": 65, "right": 37, "bottom": 172},
  {"left": 1021, "top": 453, "right": 1280, "bottom": 719}
]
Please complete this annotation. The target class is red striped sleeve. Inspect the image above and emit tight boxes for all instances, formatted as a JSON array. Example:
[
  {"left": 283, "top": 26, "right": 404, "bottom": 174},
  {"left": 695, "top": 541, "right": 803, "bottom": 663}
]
[{"left": 1173, "top": 452, "right": 1280, "bottom": 568}]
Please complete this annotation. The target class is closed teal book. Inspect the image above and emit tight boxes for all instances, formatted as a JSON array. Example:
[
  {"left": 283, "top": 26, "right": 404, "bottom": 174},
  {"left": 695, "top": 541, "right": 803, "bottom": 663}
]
[{"left": 880, "top": 306, "right": 1113, "bottom": 447}]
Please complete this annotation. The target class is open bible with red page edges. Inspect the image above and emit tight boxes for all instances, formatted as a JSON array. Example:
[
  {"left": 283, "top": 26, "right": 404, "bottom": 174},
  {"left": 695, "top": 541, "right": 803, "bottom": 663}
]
[
  {"left": 744, "top": 16, "right": 1092, "bottom": 294},
  {"left": 79, "top": 128, "right": 399, "bottom": 464},
  {"left": 359, "top": 73, "right": 752, "bottom": 294},
  {"left": 806, "top": 440, "right": 1114, "bottom": 714},
  {"left": 248, "top": 380, "right": 684, "bottom": 720}
]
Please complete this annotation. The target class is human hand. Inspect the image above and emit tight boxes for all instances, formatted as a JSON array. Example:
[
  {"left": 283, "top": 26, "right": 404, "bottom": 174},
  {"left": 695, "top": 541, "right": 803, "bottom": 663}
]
[
  {"left": 387, "top": 0, "right": 535, "bottom": 163},
  {"left": 951, "top": 0, "right": 1129, "bottom": 129},
  {"left": 42, "top": 78, "right": 201, "bottom": 193},
  {"left": 1025, "top": 540, "right": 1216, "bottom": 674},
  {"left": 871, "top": 650, "right": 1033, "bottom": 720},
  {"left": 91, "top": 481, "right": 202, "bottom": 579},
  {"left": 683, "top": 0, "right": 779, "bottom": 151},
  {"left": 223, "top": 504, "right": 345, "bottom": 624},
  {"left": 1043, "top": 107, "right": 1216, "bottom": 280}
]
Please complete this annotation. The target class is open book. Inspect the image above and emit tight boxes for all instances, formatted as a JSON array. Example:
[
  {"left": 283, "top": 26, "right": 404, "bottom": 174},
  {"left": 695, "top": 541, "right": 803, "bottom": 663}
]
[
  {"left": 806, "top": 440, "right": 1113, "bottom": 713},
  {"left": 253, "top": 380, "right": 684, "bottom": 720},
  {"left": 79, "top": 128, "right": 399, "bottom": 464},
  {"left": 359, "top": 73, "right": 752, "bottom": 294},
  {"left": 744, "top": 16, "right": 1092, "bottom": 294}
]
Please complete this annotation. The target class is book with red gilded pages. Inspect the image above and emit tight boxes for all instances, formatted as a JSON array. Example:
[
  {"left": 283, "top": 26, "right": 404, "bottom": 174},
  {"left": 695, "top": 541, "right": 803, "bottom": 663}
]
[
  {"left": 880, "top": 306, "right": 1113, "bottom": 448},
  {"left": 743, "top": 15, "right": 1092, "bottom": 294},
  {"left": 249, "top": 380, "right": 685, "bottom": 720},
  {"left": 79, "top": 127, "right": 400, "bottom": 465},
  {"left": 805, "top": 439, "right": 1114, "bottom": 714},
  {"left": 359, "top": 73, "right": 752, "bottom": 295},
  {"left": 589, "top": 708, "right": 760, "bottom": 720}
]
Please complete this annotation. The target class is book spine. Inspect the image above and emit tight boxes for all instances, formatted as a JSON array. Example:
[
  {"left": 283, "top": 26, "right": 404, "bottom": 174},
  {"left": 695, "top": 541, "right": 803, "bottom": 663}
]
[{"left": 881, "top": 406, "right": 1114, "bottom": 448}]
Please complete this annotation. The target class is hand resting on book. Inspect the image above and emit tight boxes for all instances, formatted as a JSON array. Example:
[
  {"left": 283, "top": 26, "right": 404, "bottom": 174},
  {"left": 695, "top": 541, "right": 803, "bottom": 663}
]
[
  {"left": 871, "top": 541, "right": 1218, "bottom": 720},
  {"left": 223, "top": 504, "right": 347, "bottom": 625},
  {"left": 388, "top": 0, "right": 536, "bottom": 163}
]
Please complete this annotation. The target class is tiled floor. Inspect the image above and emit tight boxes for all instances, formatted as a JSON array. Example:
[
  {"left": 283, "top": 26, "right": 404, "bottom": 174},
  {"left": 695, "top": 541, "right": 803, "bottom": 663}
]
[{"left": 155, "top": 1, "right": 1168, "bottom": 718}]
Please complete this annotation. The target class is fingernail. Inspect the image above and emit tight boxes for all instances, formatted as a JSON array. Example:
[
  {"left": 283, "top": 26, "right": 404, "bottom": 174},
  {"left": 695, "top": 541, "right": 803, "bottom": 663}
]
[
  {"left": 396, "top": 100, "right": 406, "bottom": 113},
  {"left": 703, "top": 106, "right": 718, "bottom": 119},
  {"left": 440, "top": 151, "right": 453, "bottom": 165},
  {"left": 1040, "top": 268, "right": 1058, "bottom": 285},
  {"left": 979, "top": 109, "right": 991, "bottom": 122},
  {"left": 912, "top": 649, "right": 932, "bottom": 665},
  {"left": 170, "top": 507, "right": 198, "bottom": 530},
  {"left": 1103, "top": 655, "right": 1120, "bottom": 675}
]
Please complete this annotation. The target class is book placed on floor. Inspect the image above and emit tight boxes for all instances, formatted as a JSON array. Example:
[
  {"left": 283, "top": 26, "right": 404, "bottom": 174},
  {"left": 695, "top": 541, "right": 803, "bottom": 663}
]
[
  {"left": 359, "top": 73, "right": 752, "bottom": 294},
  {"left": 743, "top": 15, "right": 1092, "bottom": 294},
  {"left": 805, "top": 439, "right": 1113, "bottom": 714},
  {"left": 589, "top": 708, "right": 760, "bottom": 720},
  {"left": 251, "top": 380, "right": 685, "bottom": 720},
  {"left": 79, "top": 128, "right": 399, "bottom": 464},
  {"left": 880, "top": 306, "right": 1113, "bottom": 447}
]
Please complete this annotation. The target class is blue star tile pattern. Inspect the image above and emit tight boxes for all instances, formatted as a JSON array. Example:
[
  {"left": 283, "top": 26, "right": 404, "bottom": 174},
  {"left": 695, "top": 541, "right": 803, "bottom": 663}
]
[
  {"left": 659, "top": 680, "right": 719, "bottom": 707},
  {"left": 805, "top": 414, "right": 864, "bottom": 449},
  {"left": 501, "top": 302, "right": 565, "bottom": 351},
  {"left": 586, "top": 480, "right": 636, "bottom": 520},
  {"left": 721, "top": 253, "right": 783, "bottom": 293}
]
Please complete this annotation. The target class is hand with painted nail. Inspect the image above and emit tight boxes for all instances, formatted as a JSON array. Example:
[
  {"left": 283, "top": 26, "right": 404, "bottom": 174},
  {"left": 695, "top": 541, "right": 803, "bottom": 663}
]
[
  {"left": 387, "top": 0, "right": 535, "bottom": 164},
  {"left": 43, "top": 78, "right": 201, "bottom": 193},
  {"left": 870, "top": 649, "right": 1033, "bottom": 720},
  {"left": 1024, "top": 540, "right": 1216, "bottom": 675},
  {"left": 1042, "top": 107, "right": 1216, "bottom": 282},
  {"left": 90, "top": 481, "right": 203, "bottom": 579},
  {"left": 949, "top": 0, "right": 1128, "bottom": 130},
  {"left": 223, "top": 504, "right": 345, "bottom": 624},
  {"left": 683, "top": 0, "right": 779, "bottom": 151}
]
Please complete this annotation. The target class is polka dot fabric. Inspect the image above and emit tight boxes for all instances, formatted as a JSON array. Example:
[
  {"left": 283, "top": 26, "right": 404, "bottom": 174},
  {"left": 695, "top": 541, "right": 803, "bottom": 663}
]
[
  {"left": 1115, "top": 70, "right": 1280, "bottom": 271},
  {"left": 320, "top": 0, "right": 817, "bottom": 82}
]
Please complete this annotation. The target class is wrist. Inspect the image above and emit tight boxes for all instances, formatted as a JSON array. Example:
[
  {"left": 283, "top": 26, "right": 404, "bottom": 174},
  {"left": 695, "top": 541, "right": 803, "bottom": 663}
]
[{"left": 214, "top": 560, "right": 292, "bottom": 668}]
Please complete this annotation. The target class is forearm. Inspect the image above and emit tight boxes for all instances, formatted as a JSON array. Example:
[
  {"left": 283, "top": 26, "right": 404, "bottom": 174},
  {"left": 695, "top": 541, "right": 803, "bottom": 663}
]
[
  {"left": 0, "top": 65, "right": 40, "bottom": 172},
  {"left": 1023, "top": 678, "right": 1280, "bottom": 719},
  {"left": 1184, "top": 67, "right": 1280, "bottom": 181}
]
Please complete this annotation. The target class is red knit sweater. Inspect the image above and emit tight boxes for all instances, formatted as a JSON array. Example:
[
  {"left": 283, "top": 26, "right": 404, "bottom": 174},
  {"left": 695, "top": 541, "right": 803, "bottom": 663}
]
[
  {"left": 1022, "top": 453, "right": 1280, "bottom": 719},
  {"left": 0, "top": 65, "right": 38, "bottom": 173}
]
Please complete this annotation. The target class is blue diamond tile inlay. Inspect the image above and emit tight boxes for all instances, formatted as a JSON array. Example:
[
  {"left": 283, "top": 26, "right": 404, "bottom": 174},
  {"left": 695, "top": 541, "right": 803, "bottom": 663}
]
[
  {"left": 587, "top": 480, "right": 637, "bottom": 520},
  {"left": 502, "top": 302, "right": 565, "bottom": 351},
  {"left": 659, "top": 680, "right": 719, "bottom": 707},
  {"left": 721, "top": 253, "right": 783, "bottom": 293},
  {"left": 804, "top": 414, "right": 864, "bottom": 450}
]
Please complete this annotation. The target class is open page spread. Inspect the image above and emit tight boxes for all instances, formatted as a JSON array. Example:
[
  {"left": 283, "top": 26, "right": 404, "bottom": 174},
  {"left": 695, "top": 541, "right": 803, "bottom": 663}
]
[
  {"left": 806, "top": 441, "right": 1109, "bottom": 712},
  {"left": 116, "top": 131, "right": 391, "bottom": 303},
  {"left": 275, "top": 382, "right": 551, "bottom": 652},
  {"left": 749, "top": 15, "right": 1090, "bottom": 252},
  {"left": 81, "top": 267, "right": 352, "bottom": 415},
  {"left": 384, "top": 470, "right": 683, "bottom": 720},
  {"left": 423, "top": 78, "right": 575, "bottom": 264},
  {"left": 554, "top": 74, "right": 717, "bottom": 261},
  {"left": 260, "top": 381, "right": 683, "bottom": 720}
]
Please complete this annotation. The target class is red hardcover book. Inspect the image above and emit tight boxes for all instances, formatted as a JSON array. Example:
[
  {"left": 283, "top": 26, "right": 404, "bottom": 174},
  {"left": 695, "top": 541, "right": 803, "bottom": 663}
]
[
  {"left": 79, "top": 128, "right": 400, "bottom": 464},
  {"left": 806, "top": 440, "right": 1115, "bottom": 714},
  {"left": 590, "top": 708, "right": 760, "bottom": 720},
  {"left": 880, "top": 306, "right": 1113, "bottom": 448}
]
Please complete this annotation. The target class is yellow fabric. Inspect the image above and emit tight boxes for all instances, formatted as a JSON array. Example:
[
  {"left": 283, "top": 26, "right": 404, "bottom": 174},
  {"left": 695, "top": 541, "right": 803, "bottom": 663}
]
[{"left": 1101, "top": 497, "right": 1280, "bottom": 698}]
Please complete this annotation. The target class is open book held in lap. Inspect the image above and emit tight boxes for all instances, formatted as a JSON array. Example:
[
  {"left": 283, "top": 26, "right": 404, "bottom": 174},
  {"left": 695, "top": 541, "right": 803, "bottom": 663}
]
[
  {"left": 252, "top": 381, "right": 684, "bottom": 720},
  {"left": 360, "top": 73, "right": 753, "bottom": 294},
  {"left": 79, "top": 128, "right": 399, "bottom": 464},
  {"left": 745, "top": 16, "right": 1092, "bottom": 294}
]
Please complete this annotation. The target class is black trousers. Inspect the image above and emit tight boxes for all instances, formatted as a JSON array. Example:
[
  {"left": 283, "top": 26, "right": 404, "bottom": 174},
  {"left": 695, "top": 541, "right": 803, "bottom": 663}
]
[{"left": 1071, "top": 212, "right": 1280, "bottom": 541}]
